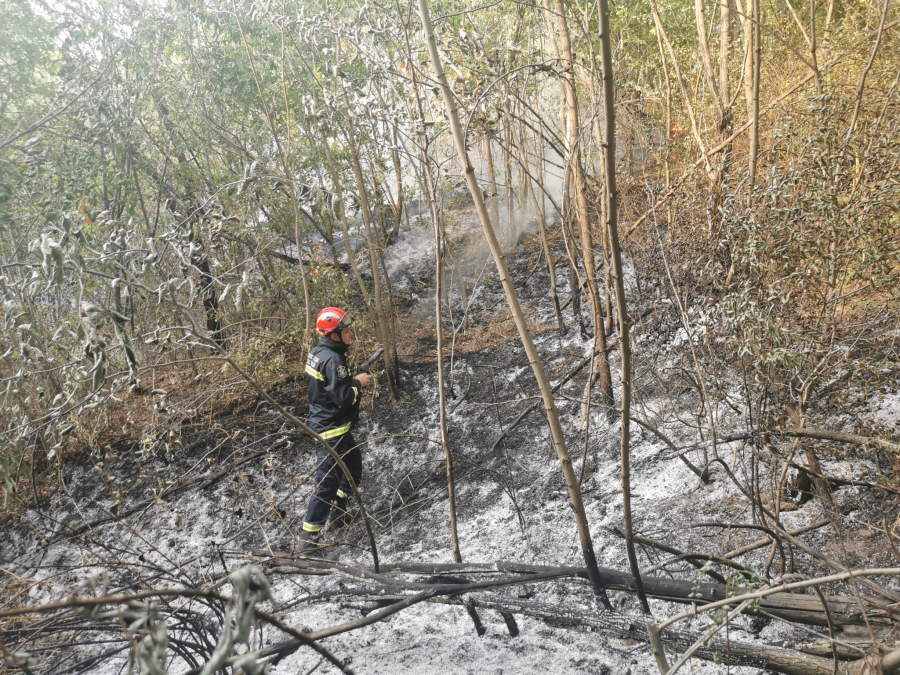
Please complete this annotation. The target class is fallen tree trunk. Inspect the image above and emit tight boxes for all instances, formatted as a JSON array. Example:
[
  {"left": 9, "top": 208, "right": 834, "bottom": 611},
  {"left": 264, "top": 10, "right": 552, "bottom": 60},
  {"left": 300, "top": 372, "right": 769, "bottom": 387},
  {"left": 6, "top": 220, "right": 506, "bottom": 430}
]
[
  {"left": 308, "top": 590, "right": 884, "bottom": 673},
  {"left": 260, "top": 557, "right": 893, "bottom": 629},
  {"left": 247, "top": 555, "right": 900, "bottom": 672},
  {"left": 462, "top": 594, "right": 841, "bottom": 675},
  {"left": 224, "top": 578, "right": 849, "bottom": 675},
  {"left": 781, "top": 426, "right": 900, "bottom": 454}
]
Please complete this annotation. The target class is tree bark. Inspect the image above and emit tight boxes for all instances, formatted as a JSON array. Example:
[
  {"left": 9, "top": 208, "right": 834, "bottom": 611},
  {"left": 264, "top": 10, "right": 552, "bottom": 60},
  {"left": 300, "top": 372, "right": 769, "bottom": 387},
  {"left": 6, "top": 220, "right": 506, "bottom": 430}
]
[
  {"left": 518, "top": 124, "right": 564, "bottom": 334},
  {"left": 748, "top": 0, "right": 762, "bottom": 189},
  {"left": 417, "top": 0, "right": 611, "bottom": 606},
  {"left": 338, "top": 81, "right": 399, "bottom": 399},
  {"left": 597, "top": 0, "right": 649, "bottom": 615},
  {"left": 551, "top": 0, "right": 616, "bottom": 420}
]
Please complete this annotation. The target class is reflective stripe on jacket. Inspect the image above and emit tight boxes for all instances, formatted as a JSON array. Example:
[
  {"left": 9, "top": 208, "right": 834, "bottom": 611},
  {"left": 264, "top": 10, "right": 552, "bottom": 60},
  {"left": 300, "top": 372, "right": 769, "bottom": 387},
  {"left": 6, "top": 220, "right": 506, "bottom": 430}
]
[{"left": 306, "top": 337, "right": 361, "bottom": 438}]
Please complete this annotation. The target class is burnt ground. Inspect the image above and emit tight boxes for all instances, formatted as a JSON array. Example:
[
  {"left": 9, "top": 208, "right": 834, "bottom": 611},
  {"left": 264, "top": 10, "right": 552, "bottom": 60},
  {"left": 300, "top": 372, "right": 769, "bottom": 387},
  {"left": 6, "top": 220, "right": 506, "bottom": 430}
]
[{"left": 3, "top": 201, "right": 900, "bottom": 674}]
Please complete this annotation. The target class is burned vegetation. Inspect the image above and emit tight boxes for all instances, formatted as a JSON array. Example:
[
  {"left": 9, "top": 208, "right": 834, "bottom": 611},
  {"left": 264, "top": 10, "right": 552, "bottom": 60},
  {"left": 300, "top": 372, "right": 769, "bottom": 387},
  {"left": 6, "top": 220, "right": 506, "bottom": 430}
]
[
  {"left": 3, "top": 207, "right": 900, "bottom": 674},
  {"left": 2, "top": 0, "right": 900, "bottom": 672}
]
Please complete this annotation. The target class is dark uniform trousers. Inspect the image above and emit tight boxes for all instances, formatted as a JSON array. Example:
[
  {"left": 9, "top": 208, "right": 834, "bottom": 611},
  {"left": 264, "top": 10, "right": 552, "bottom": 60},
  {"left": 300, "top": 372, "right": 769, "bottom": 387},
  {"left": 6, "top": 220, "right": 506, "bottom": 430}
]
[{"left": 302, "top": 432, "right": 361, "bottom": 533}]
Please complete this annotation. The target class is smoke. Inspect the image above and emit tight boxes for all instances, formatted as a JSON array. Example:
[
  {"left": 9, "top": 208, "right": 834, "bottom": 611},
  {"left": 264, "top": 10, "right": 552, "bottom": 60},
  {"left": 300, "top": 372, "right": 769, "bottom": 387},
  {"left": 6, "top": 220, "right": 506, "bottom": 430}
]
[
  {"left": 377, "top": 142, "right": 570, "bottom": 325},
  {"left": 380, "top": 141, "right": 566, "bottom": 298},
  {"left": 472, "top": 142, "right": 565, "bottom": 253}
]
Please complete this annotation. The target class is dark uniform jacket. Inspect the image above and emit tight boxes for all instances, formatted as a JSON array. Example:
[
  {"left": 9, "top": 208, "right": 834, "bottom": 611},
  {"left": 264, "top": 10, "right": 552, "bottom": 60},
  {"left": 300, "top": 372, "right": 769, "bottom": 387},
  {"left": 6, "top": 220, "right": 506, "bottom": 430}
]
[{"left": 305, "top": 337, "right": 361, "bottom": 439}]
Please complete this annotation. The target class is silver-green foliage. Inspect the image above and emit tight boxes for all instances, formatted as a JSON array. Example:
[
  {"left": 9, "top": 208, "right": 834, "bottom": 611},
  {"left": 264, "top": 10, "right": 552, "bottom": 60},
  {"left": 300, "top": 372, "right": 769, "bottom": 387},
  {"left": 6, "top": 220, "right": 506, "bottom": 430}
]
[
  {"left": 200, "top": 567, "right": 273, "bottom": 675},
  {"left": 69, "top": 567, "right": 272, "bottom": 674},
  {"left": 721, "top": 99, "right": 900, "bottom": 373}
]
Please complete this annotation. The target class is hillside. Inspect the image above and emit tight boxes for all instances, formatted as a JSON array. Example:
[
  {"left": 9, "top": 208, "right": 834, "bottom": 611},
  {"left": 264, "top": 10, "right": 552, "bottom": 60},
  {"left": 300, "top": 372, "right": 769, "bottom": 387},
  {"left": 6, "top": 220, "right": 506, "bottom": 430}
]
[
  {"left": 3, "top": 202, "right": 900, "bottom": 674},
  {"left": 2, "top": 0, "right": 900, "bottom": 671}
]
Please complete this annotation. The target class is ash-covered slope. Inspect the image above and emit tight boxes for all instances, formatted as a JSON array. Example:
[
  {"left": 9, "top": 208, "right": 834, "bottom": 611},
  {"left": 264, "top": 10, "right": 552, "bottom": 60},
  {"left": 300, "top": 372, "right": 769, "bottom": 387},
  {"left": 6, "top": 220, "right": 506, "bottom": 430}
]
[{"left": 3, "top": 202, "right": 898, "bottom": 675}]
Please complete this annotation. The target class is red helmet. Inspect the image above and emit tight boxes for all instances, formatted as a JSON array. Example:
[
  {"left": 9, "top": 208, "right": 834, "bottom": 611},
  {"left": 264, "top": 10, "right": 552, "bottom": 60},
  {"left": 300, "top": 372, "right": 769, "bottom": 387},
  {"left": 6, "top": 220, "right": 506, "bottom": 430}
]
[{"left": 316, "top": 307, "right": 353, "bottom": 336}]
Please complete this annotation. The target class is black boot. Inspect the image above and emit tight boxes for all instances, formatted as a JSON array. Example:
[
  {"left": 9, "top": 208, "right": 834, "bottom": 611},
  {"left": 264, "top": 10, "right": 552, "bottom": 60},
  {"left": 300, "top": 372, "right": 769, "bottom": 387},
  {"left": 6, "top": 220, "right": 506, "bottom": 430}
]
[{"left": 298, "top": 530, "right": 324, "bottom": 557}]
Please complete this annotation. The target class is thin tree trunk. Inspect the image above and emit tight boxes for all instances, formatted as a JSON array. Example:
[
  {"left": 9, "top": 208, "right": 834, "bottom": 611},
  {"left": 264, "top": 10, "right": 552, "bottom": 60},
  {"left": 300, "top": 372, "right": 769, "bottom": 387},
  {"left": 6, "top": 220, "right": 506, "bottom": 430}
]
[
  {"left": 584, "top": 44, "right": 616, "bottom": 336},
  {"left": 519, "top": 125, "right": 565, "bottom": 334},
  {"left": 603, "top": 231, "right": 614, "bottom": 334},
  {"left": 504, "top": 102, "right": 516, "bottom": 249},
  {"left": 417, "top": 0, "right": 611, "bottom": 606},
  {"left": 810, "top": 0, "right": 823, "bottom": 94},
  {"left": 551, "top": 0, "right": 616, "bottom": 419},
  {"left": 569, "top": 257, "right": 586, "bottom": 335},
  {"left": 483, "top": 131, "right": 501, "bottom": 234},
  {"left": 390, "top": 125, "right": 405, "bottom": 239},
  {"left": 825, "top": 0, "right": 836, "bottom": 31},
  {"left": 748, "top": 0, "right": 762, "bottom": 190},
  {"left": 541, "top": 0, "right": 567, "bottom": 139},
  {"left": 845, "top": 0, "right": 891, "bottom": 141},
  {"left": 338, "top": 81, "right": 399, "bottom": 399},
  {"left": 541, "top": 0, "right": 587, "bottom": 339},
  {"left": 694, "top": 0, "right": 725, "bottom": 122},
  {"left": 655, "top": 23, "right": 674, "bottom": 226},
  {"left": 716, "top": 0, "right": 735, "bottom": 226},
  {"left": 346, "top": 141, "right": 399, "bottom": 399},
  {"left": 737, "top": 0, "right": 754, "bottom": 120},
  {"left": 597, "top": 0, "right": 650, "bottom": 614},
  {"left": 785, "top": 0, "right": 813, "bottom": 46},
  {"left": 543, "top": 0, "right": 583, "bottom": 336},
  {"left": 374, "top": 239, "right": 402, "bottom": 387},
  {"left": 457, "top": 267, "right": 468, "bottom": 332},
  {"left": 400, "top": 12, "right": 462, "bottom": 562},
  {"left": 316, "top": 122, "right": 372, "bottom": 309},
  {"left": 429, "top": 174, "right": 462, "bottom": 564},
  {"left": 720, "top": 0, "right": 732, "bottom": 104},
  {"left": 648, "top": 0, "right": 717, "bottom": 183}
]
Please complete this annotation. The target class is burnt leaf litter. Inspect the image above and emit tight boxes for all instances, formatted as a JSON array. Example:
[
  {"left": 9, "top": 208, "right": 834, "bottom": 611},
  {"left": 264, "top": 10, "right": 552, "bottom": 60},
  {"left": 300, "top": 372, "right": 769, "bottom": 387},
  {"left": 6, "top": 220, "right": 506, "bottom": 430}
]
[{"left": 3, "top": 207, "right": 900, "bottom": 675}]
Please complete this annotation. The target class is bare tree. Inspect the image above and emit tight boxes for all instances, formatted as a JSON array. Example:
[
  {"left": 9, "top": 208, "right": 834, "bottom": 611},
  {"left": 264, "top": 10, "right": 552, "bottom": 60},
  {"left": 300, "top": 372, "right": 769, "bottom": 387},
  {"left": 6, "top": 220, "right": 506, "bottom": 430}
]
[{"left": 416, "top": 0, "right": 612, "bottom": 605}]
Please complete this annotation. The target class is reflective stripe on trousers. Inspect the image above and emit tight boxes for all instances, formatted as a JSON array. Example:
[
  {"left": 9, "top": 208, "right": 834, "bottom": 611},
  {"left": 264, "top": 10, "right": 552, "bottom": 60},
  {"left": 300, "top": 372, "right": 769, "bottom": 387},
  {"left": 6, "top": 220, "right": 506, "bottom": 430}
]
[{"left": 303, "top": 432, "right": 361, "bottom": 532}]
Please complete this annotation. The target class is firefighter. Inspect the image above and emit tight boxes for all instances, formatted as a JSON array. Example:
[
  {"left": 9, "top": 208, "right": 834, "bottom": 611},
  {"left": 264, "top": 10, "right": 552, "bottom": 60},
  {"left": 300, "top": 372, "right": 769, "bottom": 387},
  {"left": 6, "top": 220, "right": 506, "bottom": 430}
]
[{"left": 299, "top": 307, "right": 372, "bottom": 554}]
